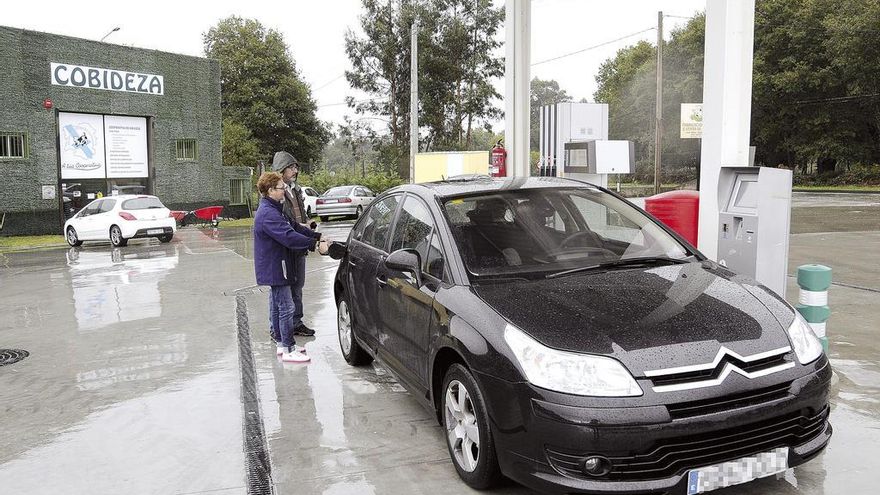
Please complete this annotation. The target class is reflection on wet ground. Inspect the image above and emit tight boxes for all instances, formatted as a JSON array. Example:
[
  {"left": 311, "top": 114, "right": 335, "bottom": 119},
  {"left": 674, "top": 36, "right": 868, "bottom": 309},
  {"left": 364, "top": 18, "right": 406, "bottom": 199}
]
[{"left": 1, "top": 214, "right": 878, "bottom": 494}]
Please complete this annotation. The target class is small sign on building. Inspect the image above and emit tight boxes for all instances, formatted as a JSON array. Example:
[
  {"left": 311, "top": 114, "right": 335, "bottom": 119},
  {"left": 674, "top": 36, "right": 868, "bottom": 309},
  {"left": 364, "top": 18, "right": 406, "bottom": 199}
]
[
  {"left": 42, "top": 185, "right": 56, "bottom": 200},
  {"left": 680, "top": 103, "right": 703, "bottom": 139}
]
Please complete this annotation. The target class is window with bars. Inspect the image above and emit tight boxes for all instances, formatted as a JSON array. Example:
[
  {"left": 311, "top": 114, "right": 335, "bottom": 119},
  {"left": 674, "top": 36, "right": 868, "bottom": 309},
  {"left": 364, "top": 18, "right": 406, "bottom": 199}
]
[
  {"left": 175, "top": 139, "right": 197, "bottom": 161},
  {"left": 229, "top": 178, "right": 250, "bottom": 205},
  {"left": 0, "top": 132, "right": 27, "bottom": 159}
]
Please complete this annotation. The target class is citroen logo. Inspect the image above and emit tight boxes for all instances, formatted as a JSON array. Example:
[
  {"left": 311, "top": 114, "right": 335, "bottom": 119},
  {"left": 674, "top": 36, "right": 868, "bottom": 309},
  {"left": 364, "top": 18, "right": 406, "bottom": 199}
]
[{"left": 645, "top": 346, "right": 794, "bottom": 393}]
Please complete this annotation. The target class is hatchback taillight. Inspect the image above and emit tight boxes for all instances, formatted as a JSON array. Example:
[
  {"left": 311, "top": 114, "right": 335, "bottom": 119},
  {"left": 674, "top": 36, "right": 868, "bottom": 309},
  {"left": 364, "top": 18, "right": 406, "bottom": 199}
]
[
  {"left": 119, "top": 212, "right": 136, "bottom": 221},
  {"left": 316, "top": 199, "right": 325, "bottom": 205}
]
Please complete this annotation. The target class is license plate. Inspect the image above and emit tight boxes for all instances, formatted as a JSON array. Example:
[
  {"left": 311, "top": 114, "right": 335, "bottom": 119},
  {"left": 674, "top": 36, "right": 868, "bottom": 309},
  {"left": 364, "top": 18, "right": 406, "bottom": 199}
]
[
  {"left": 147, "top": 229, "right": 164, "bottom": 235},
  {"left": 324, "top": 199, "right": 338, "bottom": 204},
  {"left": 686, "top": 447, "right": 788, "bottom": 494}
]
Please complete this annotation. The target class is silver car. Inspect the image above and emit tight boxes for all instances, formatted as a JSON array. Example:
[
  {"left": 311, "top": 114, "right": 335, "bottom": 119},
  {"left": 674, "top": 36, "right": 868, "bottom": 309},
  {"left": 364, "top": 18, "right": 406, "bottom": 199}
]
[{"left": 316, "top": 185, "right": 375, "bottom": 221}]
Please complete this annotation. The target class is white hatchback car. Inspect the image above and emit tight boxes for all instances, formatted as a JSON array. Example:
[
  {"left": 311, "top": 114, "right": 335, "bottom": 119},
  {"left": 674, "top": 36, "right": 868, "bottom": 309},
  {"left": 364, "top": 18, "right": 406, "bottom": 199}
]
[
  {"left": 64, "top": 195, "right": 176, "bottom": 247},
  {"left": 316, "top": 185, "right": 375, "bottom": 221},
  {"left": 300, "top": 185, "right": 320, "bottom": 218}
]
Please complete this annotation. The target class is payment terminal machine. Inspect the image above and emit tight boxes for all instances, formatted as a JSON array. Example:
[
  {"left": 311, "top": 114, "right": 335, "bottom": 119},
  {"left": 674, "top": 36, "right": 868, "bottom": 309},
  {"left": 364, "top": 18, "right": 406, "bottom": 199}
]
[{"left": 717, "top": 166, "right": 792, "bottom": 296}]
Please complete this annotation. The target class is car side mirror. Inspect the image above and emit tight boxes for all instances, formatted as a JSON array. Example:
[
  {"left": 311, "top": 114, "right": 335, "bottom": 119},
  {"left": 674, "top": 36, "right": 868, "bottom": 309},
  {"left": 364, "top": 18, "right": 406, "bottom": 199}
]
[
  {"left": 385, "top": 248, "right": 422, "bottom": 286},
  {"left": 327, "top": 241, "right": 347, "bottom": 260}
]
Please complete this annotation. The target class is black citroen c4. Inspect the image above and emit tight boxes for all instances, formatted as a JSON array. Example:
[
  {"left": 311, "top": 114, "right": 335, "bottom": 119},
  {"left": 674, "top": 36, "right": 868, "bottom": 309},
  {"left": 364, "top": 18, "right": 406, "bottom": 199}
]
[{"left": 328, "top": 176, "right": 831, "bottom": 494}]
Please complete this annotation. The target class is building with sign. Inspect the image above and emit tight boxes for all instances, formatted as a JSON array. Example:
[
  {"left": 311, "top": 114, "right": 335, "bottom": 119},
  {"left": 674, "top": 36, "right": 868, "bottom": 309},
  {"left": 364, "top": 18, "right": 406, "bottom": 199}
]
[{"left": 0, "top": 26, "right": 251, "bottom": 235}]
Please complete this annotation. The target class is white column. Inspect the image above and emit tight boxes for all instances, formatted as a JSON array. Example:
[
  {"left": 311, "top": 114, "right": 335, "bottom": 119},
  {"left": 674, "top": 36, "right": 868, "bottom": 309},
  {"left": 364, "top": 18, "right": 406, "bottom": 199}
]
[
  {"left": 697, "top": 0, "right": 755, "bottom": 259},
  {"left": 505, "top": 0, "right": 531, "bottom": 177}
]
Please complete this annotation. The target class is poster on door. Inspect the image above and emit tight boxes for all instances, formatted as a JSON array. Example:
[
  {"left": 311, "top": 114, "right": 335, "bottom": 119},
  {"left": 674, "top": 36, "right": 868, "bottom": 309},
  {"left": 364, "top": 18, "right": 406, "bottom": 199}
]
[
  {"left": 104, "top": 115, "right": 148, "bottom": 178},
  {"left": 59, "top": 112, "right": 106, "bottom": 179}
]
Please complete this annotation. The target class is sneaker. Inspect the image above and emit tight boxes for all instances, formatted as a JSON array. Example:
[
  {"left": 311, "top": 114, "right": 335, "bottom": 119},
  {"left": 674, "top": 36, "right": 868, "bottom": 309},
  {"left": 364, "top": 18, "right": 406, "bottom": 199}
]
[
  {"left": 277, "top": 344, "right": 307, "bottom": 356},
  {"left": 293, "top": 324, "right": 316, "bottom": 337},
  {"left": 281, "top": 348, "right": 310, "bottom": 363}
]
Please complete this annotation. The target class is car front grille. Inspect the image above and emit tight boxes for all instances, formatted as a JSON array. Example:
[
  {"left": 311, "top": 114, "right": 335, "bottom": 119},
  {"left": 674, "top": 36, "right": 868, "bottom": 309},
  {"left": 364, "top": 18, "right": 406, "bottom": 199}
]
[
  {"left": 546, "top": 406, "right": 829, "bottom": 481},
  {"left": 666, "top": 381, "right": 792, "bottom": 420},
  {"left": 648, "top": 352, "right": 792, "bottom": 389}
]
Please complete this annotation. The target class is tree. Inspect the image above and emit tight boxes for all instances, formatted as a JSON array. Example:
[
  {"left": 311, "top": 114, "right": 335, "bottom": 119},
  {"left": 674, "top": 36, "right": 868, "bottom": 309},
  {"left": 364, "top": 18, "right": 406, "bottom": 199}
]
[
  {"left": 221, "top": 118, "right": 262, "bottom": 168},
  {"left": 530, "top": 78, "right": 571, "bottom": 151},
  {"left": 344, "top": 0, "right": 504, "bottom": 177},
  {"left": 204, "top": 16, "right": 330, "bottom": 166}
]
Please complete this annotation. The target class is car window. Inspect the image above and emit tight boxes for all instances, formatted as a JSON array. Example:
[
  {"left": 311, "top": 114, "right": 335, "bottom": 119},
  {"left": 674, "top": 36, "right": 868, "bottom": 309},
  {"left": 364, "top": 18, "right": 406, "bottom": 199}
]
[
  {"left": 443, "top": 188, "right": 688, "bottom": 277},
  {"left": 80, "top": 201, "right": 101, "bottom": 216},
  {"left": 324, "top": 186, "right": 353, "bottom": 197},
  {"left": 424, "top": 231, "right": 448, "bottom": 281},
  {"left": 304, "top": 188, "right": 317, "bottom": 197},
  {"left": 99, "top": 199, "right": 116, "bottom": 213},
  {"left": 123, "top": 197, "right": 165, "bottom": 210},
  {"left": 390, "top": 196, "right": 435, "bottom": 265},
  {"left": 358, "top": 195, "right": 401, "bottom": 251}
]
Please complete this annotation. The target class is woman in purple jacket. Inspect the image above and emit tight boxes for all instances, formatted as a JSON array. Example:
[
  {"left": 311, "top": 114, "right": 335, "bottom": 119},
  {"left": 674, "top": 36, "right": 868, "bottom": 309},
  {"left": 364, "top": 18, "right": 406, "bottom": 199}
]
[{"left": 254, "top": 172, "right": 327, "bottom": 363}]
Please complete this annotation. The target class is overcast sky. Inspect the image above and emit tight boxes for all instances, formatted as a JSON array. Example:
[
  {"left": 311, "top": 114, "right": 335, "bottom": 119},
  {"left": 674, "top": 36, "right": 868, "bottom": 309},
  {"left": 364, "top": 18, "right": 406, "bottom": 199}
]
[{"left": 4, "top": 0, "right": 705, "bottom": 133}]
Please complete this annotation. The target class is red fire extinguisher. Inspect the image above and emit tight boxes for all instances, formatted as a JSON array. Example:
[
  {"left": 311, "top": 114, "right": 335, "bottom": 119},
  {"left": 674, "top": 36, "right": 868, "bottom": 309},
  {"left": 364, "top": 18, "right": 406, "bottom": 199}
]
[{"left": 489, "top": 139, "right": 507, "bottom": 177}]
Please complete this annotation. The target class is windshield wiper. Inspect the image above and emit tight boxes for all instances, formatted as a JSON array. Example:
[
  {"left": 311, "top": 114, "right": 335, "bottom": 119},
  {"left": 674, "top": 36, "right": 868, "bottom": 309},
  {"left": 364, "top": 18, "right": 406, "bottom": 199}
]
[{"left": 546, "top": 256, "right": 693, "bottom": 279}]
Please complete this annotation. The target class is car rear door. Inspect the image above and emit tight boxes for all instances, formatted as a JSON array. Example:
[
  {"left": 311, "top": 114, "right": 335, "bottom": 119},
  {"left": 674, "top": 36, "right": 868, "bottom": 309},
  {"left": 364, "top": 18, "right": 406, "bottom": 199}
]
[
  {"left": 346, "top": 194, "right": 402, "bottom": 352},
  {"left": 378, "top": 194, "right": 449, "bottom": 389}
]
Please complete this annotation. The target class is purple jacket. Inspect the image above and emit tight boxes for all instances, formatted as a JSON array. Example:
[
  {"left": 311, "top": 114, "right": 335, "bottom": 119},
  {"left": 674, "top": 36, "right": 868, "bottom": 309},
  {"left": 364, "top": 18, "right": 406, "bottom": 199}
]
[{"left": 253, "top": 197, "right": 318, "bottom": 286}]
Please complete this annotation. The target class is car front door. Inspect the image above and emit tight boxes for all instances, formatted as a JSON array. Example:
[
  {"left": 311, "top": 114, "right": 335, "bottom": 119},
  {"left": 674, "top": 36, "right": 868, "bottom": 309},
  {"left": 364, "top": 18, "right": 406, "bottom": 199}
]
[
  {"left": 93, "top": 199, "right": 117, "bottom": 240},
  {"left": 346, "top": 194, "right": 402, "bottom": 352},
  {"left": 377, "top": 194, "right": 448, "bottom": 390},
  {"left": 76, "top": 200, "right": 103, "bottom": 239}
]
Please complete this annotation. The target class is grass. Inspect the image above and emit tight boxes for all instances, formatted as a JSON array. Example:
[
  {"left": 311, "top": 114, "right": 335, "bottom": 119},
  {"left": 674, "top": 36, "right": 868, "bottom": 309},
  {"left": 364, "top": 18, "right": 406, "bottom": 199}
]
[
  {"left": 792, "top": 184, "right": 880, "bottom": 192},
  {"left": 217, "top": 217, "right": 255, "bottom": 229},
  {"left": 0, "top": 235, "right": 67, "bottom": 252}
]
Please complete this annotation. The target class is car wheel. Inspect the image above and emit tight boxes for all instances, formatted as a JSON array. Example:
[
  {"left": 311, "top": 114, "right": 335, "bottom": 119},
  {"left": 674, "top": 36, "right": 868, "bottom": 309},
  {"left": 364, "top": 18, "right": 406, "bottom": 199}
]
[
  {"left": 66, "top": 227, "right": 83, "bottom": 247},
  {"left": 307, "top": 206, "right": 312, "bottom": 217},
  {"left": 355, "top": 205, "right": 363, "bottom": 218},
  {"left": 159, "top": 234, "right": 173, "bottom": 243},
  {"left": 442, "top": 363, "right": 501, "bottom": 489},
  {"left": 337, "top": 294, "right": 373, "bottom": 366},
  {"left": 110, "top": 225, "right": 128, "bottom": 247},
  {"left": 320, "top": 216, "right": 329, "bottom": 223}
]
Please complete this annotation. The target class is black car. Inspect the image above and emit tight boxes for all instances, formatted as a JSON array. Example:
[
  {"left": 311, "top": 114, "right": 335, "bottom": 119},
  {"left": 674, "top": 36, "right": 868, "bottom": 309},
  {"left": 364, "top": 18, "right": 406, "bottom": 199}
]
[{"left": 328, "top": 177, "right": 831, "bottom": 494}]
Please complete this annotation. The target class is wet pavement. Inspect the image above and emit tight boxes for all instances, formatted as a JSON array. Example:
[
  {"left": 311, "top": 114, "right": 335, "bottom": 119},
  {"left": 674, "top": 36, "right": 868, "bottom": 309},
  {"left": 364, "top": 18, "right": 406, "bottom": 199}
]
[{"left": 1, "top": 196, "right": 879, "bottom": 494}]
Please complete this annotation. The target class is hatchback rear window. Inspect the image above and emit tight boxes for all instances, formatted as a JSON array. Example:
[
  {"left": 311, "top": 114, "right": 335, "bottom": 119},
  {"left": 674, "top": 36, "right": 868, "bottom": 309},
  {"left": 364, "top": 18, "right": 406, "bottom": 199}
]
[
  {"left": 323, "top": 186, "right": 353, "bottom": 197},
  {"left": 123, "top": 197, "right": 165, "bottom": 210}
]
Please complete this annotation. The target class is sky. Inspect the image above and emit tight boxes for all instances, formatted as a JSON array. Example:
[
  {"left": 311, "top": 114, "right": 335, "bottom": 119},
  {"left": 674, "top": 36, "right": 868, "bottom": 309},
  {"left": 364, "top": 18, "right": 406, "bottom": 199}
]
[{"left": 3, "top": 0, "right": 705, "bottom": 133}]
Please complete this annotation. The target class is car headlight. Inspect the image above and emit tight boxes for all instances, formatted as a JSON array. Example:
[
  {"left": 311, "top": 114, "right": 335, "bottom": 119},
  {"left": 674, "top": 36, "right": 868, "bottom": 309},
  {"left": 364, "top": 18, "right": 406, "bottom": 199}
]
[
  {"left": 786, "top": 312, "right": 824, "bottom": 365},
  {"left": 503, "top": 325, "right": 642, "bottom": 397}
]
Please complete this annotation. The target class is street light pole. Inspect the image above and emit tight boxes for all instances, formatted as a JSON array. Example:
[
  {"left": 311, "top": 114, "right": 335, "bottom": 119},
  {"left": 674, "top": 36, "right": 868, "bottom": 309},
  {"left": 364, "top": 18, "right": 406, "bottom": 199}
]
[
  {"left": 654, "top": 11, "right": 663, "bottom": 195},
  {"left": 410, "top": 20, "right": 419, "bottom": 184},
  {"left": 100, "top": 27, "right": 120, "bottom": 42}
]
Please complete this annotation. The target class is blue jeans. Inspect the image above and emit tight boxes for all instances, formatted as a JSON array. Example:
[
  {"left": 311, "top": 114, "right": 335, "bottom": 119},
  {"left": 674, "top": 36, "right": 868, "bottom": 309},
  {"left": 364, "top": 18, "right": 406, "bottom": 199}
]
[{"left": 269, "top": 285, "right": 296, "bottom": 349}]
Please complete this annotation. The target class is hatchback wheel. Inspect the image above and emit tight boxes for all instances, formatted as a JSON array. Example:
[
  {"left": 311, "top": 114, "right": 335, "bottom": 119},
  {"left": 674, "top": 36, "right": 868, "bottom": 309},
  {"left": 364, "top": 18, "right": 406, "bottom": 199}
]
[
  {"left": 159, "top": 234, "right": 173, "bottom": 243},
  {"left": 355, "top": 205, "right": 363, "bottom": 218},
  {"left": 110, "top": 225, "right": 128, "bottom": 247},
  {"left": 442, "top": 364, "right": 501, "bottom": 489},
  {"left": 66, "top": 227, "right": 83, "bottom": 247},
  {"left": 306, "top": 206, "right": 312, "bottom": 217},
  {"left": 337, "top": 295, "right": 373, "bottom": 366}
]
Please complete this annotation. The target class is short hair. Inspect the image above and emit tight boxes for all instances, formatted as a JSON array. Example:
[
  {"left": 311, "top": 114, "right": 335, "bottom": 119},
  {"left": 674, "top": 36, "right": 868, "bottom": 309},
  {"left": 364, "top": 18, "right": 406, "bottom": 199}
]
[{"left": 257, "top": 171, "right": 283, "bottom": 196}]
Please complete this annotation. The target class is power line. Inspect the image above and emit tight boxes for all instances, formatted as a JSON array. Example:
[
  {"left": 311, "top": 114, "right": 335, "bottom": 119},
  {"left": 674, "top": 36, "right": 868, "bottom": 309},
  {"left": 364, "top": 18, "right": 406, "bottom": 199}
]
[
  {"left": 531, "top": 27, "right": 656, "bottom": 66},
  {"left": 316, "top": 98, "right": 378, "bottom": 108},
  {"left": 313, "top": 73, "right": 346, "bottom": 92}
]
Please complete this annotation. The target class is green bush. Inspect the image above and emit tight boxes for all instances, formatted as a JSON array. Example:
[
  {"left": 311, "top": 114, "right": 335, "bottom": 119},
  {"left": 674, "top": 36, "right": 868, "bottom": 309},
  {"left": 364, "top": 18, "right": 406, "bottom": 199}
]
[{"left": 297, "top": 167, "right": 406, "bottom": 195}]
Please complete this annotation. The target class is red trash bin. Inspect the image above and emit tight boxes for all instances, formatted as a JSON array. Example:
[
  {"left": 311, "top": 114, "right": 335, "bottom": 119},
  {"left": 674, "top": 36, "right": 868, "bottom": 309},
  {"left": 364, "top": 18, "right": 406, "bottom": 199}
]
[{"left": 643, "top": 190, "right": 700, "bottom": 246}]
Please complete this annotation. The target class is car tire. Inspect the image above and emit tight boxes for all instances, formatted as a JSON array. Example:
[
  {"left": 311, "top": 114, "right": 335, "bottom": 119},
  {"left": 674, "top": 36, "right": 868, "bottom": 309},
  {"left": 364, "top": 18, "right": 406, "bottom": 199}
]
[
  {"left": 159, "top": 234, "right": 173, "bottom": 243},
  {"left": 442, "top": 363, "right": 502, "bottom": 490},
  {"left": 110, "top": 225, "right": 128, "bottom": 247},
  {"left": 66, "top": 227, "right": 83, "bottom": 247},
  {"left": 337, "top": 294, "right": 373, "bottom": 366},
  {"left": 355, "top": 205, "right": 363, "bottom": 218},
  {"left": 320, "top": 216, "right": 329, "bottom": 223},
  {"left": 307, "top": 206, "right": 312, "bottom": 217}
]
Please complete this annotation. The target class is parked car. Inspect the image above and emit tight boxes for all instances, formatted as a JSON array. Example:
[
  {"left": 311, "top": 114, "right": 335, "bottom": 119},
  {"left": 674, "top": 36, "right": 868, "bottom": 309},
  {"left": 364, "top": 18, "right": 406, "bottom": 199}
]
[
  {"left": 327, "top": 177, "right": 831, "bottom": 494},
  {"left": 64, "top": 195, "right": 176, "bottom": 247},
  {"left": 300, "top": 185, "right": 320, "bottom": 218},
  {"left": 316, "top": 185, "right": 375, "bottom": 221}
]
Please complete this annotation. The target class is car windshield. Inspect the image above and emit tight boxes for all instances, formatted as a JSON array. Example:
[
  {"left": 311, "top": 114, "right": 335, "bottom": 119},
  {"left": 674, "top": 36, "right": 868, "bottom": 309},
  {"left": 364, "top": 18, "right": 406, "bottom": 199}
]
[
  {"left": 323, "top": 186, "right": 353, "bottom": 197},
  {"left": 122, "top": 197, "right": 165, "bottom": 210},
  {"left": 442, "top": 187, "right": 691, "bottom": 278}
]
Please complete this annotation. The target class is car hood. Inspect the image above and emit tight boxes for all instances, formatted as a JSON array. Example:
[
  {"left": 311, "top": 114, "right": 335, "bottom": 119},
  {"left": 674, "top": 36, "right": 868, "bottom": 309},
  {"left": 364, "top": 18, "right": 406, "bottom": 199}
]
[{"left": 472, "top": 261, "right": 795, "bottom": 377}]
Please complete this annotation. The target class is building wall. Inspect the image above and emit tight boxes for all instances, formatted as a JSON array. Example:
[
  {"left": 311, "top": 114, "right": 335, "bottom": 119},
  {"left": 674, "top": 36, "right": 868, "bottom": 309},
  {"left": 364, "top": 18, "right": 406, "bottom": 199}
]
[{"left": 0, "top": 26, "right": 249, "bottom": 235}]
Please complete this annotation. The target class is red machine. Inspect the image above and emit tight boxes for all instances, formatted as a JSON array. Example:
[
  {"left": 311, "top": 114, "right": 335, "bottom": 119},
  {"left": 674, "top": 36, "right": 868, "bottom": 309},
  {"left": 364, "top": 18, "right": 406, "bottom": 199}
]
[
  {"left": 644, "top": 190, "right": 700, "bottom": 246},
  {"left": 170, "top": 206, "right": 224, "bottom": 227},
  {"left": 489, "top": 140, "right": 507, "bottom": 177}
]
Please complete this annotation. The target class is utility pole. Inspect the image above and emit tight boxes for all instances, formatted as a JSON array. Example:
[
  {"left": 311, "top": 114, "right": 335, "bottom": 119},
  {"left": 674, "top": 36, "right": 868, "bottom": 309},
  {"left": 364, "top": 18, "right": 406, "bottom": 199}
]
[
  {"left": 654, "top": 11, "right": 663, "bottom": 195},
  {"left": 410, "top": 20, "right": 419, "bottom": 183}
]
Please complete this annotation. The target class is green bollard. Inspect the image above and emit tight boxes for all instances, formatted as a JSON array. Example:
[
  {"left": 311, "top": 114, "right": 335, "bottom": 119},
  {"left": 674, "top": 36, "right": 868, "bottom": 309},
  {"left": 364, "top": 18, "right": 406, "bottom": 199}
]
[{"left": 796, "top": 264, "right": 832, "bottom": 352}]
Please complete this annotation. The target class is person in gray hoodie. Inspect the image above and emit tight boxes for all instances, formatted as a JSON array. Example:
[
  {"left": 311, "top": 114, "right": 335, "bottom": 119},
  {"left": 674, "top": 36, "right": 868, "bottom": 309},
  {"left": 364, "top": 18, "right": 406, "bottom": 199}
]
[{"left": 271, "top": 151, "right": 321, "bottom": 337}]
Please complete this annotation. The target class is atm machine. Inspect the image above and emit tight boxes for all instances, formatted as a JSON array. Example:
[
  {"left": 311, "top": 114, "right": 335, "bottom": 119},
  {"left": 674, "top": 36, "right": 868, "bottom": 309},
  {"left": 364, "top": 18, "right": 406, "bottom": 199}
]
[{"left": 717, "top": 166, "right": 792, "bottom": 296}]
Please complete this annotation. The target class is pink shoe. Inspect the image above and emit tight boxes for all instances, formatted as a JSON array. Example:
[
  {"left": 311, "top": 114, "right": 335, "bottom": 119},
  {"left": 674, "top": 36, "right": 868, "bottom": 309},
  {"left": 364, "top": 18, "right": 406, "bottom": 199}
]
[
  {"left": 277, "top": 345, "right": 307, "bottom": 356},
  {"left": 281, "top": 348, "right": 310, "bottom": 363}
]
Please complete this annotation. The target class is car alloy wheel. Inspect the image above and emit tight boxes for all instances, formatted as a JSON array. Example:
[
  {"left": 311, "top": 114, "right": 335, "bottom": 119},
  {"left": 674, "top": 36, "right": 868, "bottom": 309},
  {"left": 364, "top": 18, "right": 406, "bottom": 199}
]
[
  {"left": 441, "top": 364, "right": 501, "bottom": 489},
  {"left": 337, "top": 297, "right": 372, "bottom": 366},
  {"left": 110, "top": 225, "right": 127, "bottom": 247},
  {"left": 66, "top": 227, "right": 82, "bottom": 247},
  {"left": 445, "top": 379, "right": 480, "bottom": 472}
]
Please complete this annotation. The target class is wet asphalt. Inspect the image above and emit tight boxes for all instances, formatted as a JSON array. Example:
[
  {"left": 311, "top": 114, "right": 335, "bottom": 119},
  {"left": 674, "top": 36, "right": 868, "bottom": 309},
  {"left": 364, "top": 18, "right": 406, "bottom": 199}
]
[{"left": 1, "top": 192, "right": 878, "bottom": 495}]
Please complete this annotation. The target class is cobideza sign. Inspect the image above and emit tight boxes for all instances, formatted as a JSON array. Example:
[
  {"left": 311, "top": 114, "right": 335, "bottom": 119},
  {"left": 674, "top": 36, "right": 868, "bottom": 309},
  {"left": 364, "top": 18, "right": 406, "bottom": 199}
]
[{"left": 50, "top": 63, "right": 164, "bottom": 95}]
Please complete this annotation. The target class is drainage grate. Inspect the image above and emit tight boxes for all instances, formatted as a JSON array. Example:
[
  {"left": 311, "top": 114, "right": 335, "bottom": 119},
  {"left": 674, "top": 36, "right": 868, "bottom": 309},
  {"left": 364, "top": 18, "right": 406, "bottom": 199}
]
[{"left": 0, "top": 349, "right": 29, "bottom": 367}]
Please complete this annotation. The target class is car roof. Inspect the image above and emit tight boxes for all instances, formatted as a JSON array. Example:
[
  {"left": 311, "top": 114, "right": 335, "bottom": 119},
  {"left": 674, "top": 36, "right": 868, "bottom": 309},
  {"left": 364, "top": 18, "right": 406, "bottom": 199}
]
[
  {"left": 392, "top": 176, "right": 602, "bottom": 199},
  {"left": 101, "top": 194, "right": 160, "bottom": 200}
]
